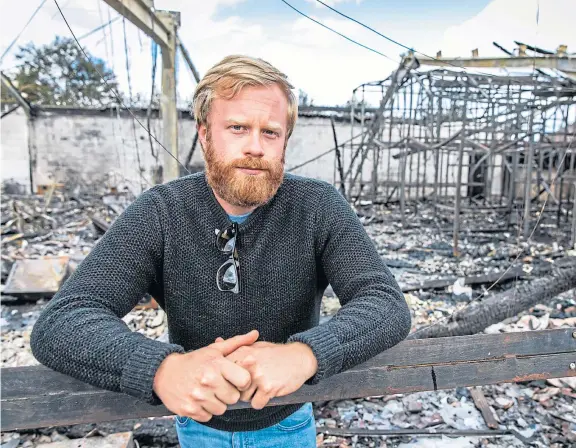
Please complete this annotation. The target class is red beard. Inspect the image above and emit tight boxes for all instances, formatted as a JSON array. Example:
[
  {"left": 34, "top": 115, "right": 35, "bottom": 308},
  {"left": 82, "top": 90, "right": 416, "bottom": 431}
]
[{"left": 203, "top": 138, "right": 285, "bottom": 208}]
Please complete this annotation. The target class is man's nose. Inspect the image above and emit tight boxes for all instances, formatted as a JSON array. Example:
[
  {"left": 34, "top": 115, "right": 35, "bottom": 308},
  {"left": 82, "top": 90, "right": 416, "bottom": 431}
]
[{"left": 242, "top": 131, "right": 265, "bottom": 157}]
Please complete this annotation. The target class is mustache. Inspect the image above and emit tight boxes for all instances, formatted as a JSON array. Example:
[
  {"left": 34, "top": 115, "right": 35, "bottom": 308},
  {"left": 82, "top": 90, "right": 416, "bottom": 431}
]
[{"left": 233, "top": 158, "right": 271, "bottom": 170}]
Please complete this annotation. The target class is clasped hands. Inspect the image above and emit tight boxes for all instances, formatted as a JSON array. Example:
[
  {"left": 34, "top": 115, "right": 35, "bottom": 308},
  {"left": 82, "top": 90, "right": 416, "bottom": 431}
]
[{"left": 153, "top": 330, "right": 317, "bottom": 423}]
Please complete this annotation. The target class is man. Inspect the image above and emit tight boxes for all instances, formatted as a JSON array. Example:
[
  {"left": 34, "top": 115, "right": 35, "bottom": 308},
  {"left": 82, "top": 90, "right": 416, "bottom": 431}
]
[{"left": 30, "top": 55, "right": 411, "bottom": 447}]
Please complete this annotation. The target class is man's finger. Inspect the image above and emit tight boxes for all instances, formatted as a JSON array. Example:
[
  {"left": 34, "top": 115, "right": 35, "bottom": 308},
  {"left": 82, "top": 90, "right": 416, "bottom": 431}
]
[
  {"left": 240, "top": 383, "right": 257, "bottom": 402},
  {"left": 215, "top": 337, "right": 224, "bottom": 343},
  {"left": 219, "top": 359, "right": 253, "bottom": 391},
  {"left": 212, "top": 330, "right": 259, "bottom": 356},
  {"left": 213, "top": 380, "right": 241, "bottom": 405},
  {"left": 188, "top": 409, "right": 213, "bottom": 423},
  {"left": 200, "top": 396, "right": 228, "bottom": 417},
  {"left": 251, "top": 389, "right": 271, "bottom": 410}
]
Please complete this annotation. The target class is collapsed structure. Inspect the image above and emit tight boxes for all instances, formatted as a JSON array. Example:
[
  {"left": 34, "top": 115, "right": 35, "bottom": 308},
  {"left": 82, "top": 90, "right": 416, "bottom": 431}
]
[{"left": 341, "top": 49, "right": 576, "bottom": 250}]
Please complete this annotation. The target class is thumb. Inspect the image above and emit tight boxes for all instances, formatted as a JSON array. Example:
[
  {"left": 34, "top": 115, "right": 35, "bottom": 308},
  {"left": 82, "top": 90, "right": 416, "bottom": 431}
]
[
  {"left": 212, "top": 330, "right": 259, "bottom": 356},
  {"left": 215, "top": 337, "right": 224, "bottom": 343}
]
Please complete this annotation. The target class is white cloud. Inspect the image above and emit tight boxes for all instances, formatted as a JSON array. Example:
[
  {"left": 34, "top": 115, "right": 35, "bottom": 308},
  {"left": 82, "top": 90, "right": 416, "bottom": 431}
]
[
  {"left": 0, "top": 0, "right": 261, "bottom": 105},
  {"left": 3, "top": 0, "right": 571, "bottom": 108},
  {"left": 438, "top": 0, "right": 576, "bottom": 59},
  {"left": 0, "top": 0, "right": 446, "bottom": 107},
  {"left": 156, "top": 1, "right": 400, "bottom": 106}
]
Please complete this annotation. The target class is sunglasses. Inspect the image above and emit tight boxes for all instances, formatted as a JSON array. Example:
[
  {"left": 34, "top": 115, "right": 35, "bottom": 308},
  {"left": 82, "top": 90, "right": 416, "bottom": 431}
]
[{"left": 215, "top": 223, "right": 240, "bottom": 294}]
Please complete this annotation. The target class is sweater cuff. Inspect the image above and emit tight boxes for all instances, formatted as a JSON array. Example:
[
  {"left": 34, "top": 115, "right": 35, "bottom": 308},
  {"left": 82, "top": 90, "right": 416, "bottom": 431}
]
[
  {"left": 287, "top": 325, "right": 342, "bottom": 384},
  {"left": 120, "top": 337, "right": 185, "bottom": 405}
]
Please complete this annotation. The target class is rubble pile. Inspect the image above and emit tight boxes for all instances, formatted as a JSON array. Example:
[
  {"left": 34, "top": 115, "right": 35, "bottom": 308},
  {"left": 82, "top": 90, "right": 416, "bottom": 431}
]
[
  {"left": 1, "top": 190, "right": 130, "bottom": 289},
  {"left": 316, "top": 290, "right": 576, "bottom": 448},
  {"left": 1, "top": 190, "right": 575, "bottom": 447}
]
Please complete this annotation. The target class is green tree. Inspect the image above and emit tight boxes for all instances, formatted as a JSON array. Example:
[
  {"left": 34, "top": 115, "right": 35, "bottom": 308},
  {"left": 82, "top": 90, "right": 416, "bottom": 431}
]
[{"left": 1, "top": 36, "right": 120, "bottom": 107}]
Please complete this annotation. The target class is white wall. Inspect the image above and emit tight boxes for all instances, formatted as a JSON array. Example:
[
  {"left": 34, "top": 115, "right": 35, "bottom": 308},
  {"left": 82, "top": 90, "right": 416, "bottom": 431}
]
[
  {"left": 1, "top": 108, "right": 30, "bottom": 191},
  {"left": 1, "top": 108, "right": 495, "bottom": 201},
  {"left": 1, "top": 109, "right": 352, "bottom": 194}
]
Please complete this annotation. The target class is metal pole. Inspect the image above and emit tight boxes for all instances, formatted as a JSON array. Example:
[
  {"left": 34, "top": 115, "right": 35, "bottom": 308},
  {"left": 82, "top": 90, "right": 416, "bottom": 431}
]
[
  {"left": 348, "top": 91, "right": 355, "bottom": 199},
  {"left": 523, "top": 111, "right": 535, "bottom": 238},
  {"left": 400, "top": 143, "right": 407, "bottom": 226},
  {"left": 453, "top": 85, "right": 468, "bottom": 256},
  {"left": 433, "top": 88, "right": 442, "bottom": 216},
  {"left": 571, "top": 182, "right": 576, "bottom": 249}
]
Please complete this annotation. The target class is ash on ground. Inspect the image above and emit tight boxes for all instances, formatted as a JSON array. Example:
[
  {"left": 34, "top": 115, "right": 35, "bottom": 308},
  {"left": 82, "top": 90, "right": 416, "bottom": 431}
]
[{"left": 1, "top": 192, "right": 575, "bottom": 448}]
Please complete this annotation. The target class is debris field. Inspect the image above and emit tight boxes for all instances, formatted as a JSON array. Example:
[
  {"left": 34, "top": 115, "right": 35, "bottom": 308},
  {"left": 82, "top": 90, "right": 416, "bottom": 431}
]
[{"left": 1, "top": 189, "right": 575, "bottom": 447}]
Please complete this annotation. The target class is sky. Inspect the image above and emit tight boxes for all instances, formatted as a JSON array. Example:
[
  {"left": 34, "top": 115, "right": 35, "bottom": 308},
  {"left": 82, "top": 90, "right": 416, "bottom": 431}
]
[{"left": 1, "top": 0, "right": 575, "bottom": 107}]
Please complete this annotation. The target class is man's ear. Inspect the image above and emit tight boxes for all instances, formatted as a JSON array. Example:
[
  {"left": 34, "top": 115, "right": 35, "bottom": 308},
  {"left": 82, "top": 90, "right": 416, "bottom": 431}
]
[{"left": 197, "top": 123, "right": 208, "bottom": 149}]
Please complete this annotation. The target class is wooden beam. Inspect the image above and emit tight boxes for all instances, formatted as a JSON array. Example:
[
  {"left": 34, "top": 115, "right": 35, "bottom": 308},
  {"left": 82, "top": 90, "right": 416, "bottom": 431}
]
[
  {"left": 100, "top": 1, "right": 186, "bottom": 183},
  {"left": 177, "top": 37, "right": 200, "bottom": 83},
  {"left": 470, "top": 387, "right": 499, "bottom": 429},
  {"left": 101, "top": 0, "right": 171, "bottom": 49},
  {"left": 412, "top": 55, "right": 576, "bottom": 75},
  {"left": 1, "top": 71, "right": 32, "bottom": 118},
  {"left": 157, "top": 11, "right": 179, "bottom": 182},
  {"left": 2, "top": 328, "right": 574, "bottom": 431}
]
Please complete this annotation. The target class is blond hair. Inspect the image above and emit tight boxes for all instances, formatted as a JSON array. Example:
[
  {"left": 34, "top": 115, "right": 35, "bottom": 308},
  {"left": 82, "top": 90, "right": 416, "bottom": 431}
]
[{"left": 192, "top": 55, "right": 298, "bottom": 139}]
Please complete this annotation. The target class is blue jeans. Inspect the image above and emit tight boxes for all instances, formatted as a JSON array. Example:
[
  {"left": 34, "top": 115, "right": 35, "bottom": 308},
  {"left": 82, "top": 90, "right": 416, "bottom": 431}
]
[{"left": 174, "top": 402, "right": 316, "bottom": 448}]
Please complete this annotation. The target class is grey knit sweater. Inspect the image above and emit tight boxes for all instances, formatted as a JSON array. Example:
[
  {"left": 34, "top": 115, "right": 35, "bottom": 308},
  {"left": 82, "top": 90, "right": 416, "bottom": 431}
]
[{"left": 30, "top": 172, "right": 411, "bottom": 432}]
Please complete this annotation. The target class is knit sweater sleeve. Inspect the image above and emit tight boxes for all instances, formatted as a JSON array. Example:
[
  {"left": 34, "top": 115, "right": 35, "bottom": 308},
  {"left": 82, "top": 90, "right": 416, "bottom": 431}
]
[
  {"left": 30, "top": 189, "right": 185, "bottom": 405},
  {"left": 288, "top": 183, "right": 411, "bottom": 384}
]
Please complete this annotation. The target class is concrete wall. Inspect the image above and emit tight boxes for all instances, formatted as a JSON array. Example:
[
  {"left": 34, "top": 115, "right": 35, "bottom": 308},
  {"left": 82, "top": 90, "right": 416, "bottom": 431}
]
[
  {"left": 1, "top": 108, "right": 352, "bottom": 195},
  {"left": 1, "top": 107, "right": 501, "bottom": 201},
  {"left": 1, "top": 108, "right": 30, "bottom": 192}
]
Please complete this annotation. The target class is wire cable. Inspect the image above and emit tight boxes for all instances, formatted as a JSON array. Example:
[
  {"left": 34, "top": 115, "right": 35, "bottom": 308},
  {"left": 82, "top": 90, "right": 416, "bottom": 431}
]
[
  {"left": 122, "top": 17, "right": 147, "bottom": 190},
  {"left": 316, "top": 0, "right": 414, "bottom": 54},
  {"left": 279, "top": 0, "right": 397, "bottom": 63},
  {"left": 77, "top": 16, "right": 121, "bottom": 42},
  {"left": 288, "top": 132, "right": 365, "bottom": 172},
  {"left": 1, "top": 16, "right": 121, "bottom": 74},
  {"left": 314, "top": 0, "right": 503, "bottom": 78},
  {"left": 96, "top": 0, "right": 111, "bottom": 64},
  {"left": 0, "top": 0, "right": 49, "bottom": 64},
  {"left": 52, "top": 0, "right": 191, "bottom": 179}
]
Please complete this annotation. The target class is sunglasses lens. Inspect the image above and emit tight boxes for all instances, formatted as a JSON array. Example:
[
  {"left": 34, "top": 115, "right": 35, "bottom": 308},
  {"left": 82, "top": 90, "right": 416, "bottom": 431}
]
[
  {"left": 223, "top": 263, "right": 237, "bottom": 284},
  {"left": 223, "top": 236, "right": 235, "bottom": 254},
  {"left": 216, "top": 226, "right": 237, "bottom": 253},
  {"left": 217, "top": 259, "right": 239, "bottom": 292}
]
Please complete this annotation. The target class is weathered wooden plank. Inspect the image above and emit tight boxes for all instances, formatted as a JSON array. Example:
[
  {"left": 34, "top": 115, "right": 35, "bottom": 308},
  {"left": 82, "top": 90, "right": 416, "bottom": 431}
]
[
  {"left": 432, "top": 352, "right": 576, "bottom": 389},
  {"left": 101, "top": 0, "right": 171, "bottom": 48},
  {"left": 2, "top": 329, "right": 574, "bottom": 431},
  {"left": 348, "top": 327, "right": 575, "bottom": 369},
  {"left": 4, "top": 329, "right": 573, "bottom": 400},
  {"left": 2, "top": 352, "right": 573, "bottom": 431},
  {"left": 316, "top": 426, "right": 535, "bottom": 445}
]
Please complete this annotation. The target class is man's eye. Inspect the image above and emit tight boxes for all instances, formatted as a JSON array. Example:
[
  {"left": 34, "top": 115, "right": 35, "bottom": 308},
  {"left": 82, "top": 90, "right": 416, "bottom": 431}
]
[
  {"left": 264, "top": 130, "right": 278, "bottom": 137},
  {"left": 231, "top": 125, "right": 244, "bottom": 131}
]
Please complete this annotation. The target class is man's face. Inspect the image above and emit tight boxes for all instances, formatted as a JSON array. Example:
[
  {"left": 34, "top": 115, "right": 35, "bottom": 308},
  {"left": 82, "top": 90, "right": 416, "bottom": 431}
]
[{"left": 198, "top": 83, "right": 289, "bottom": 209}]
